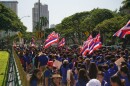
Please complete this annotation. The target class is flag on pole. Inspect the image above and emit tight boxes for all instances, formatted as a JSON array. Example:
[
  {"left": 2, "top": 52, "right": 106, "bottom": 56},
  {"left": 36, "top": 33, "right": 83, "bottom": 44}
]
[
  {"left": 89, "top": 34, "right": 102, "bottom": 54},
  {"left": 58, "top": 38, "right": 65, "bottom": 47},
  {"left": 44, "top": 32, "right": 59, "bottom": 48},
  {"left": 80, "top": 35, "right": 93, "bottom": 56},
  {"left": 113, "top": 20, "right": 130, "bottom": 38}
]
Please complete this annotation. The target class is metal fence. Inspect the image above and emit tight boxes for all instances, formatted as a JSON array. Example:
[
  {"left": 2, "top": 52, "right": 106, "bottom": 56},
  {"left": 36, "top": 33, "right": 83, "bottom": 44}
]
[{"left": 2, "top": 48, "right": 29, "bottom": 86}]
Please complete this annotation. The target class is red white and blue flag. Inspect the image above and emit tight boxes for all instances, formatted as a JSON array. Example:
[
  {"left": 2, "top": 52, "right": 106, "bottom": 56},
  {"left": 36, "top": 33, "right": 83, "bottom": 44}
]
[
  {"left": 58, "top": 38, "right": 65, "bottom": 47},
  {"left": 89, "top": 34, "right": 102, "bottom": 54},
  {"left": 44, "top": 32, "right": 59, "bottom": 48},
  {"left": 80, "top": 35, "right": 93, "bottom": 56},
  {"left": 113, "top": 20, "right": 130, "bottom": 38},
  {"left": 81, "top": 34, "right": 102, "bottom": 56}
]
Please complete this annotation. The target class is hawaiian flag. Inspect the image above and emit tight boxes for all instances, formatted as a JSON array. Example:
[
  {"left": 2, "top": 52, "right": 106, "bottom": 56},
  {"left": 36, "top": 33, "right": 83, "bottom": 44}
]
[
  {"left": 89, "top": 34, "right": 102, "bottom": 54},
  {"left": 80, "top": 35, "right": 93, "bottom": 56},
  {"left": 82, "top": 38, "right": 94, "bottom": 56},
  {"left": 113, "top": 20, "right": 130, "bottom": 38},
  {"left": 44, "top": 32, "right": 59, "bottom": 48},
  {"left": 58, "top": 38, "right": 65, "bottom": 47}
]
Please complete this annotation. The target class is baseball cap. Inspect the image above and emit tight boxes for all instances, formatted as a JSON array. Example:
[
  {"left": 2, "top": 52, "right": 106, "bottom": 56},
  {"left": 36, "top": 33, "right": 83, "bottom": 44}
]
[
  {"left": 47, "top": 61, "right": 53, "bottom": 67},
  {"left": 86, "top": 79, "right": 101, "bottom": 86}
]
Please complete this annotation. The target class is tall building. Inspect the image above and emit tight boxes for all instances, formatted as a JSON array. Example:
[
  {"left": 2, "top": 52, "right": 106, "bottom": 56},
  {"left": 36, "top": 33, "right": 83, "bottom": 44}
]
[
  {"left": 0, "top": 1, "right": 18, "bottom": 14},
  {"left": 50, "top": 24, "right": 56, "bottom": 28},
  {"left": 0, "top": 1, "right": 18, "bottom": 39},
  {"left": 32, "top": 2, "right": 49, "bottom": 32}
]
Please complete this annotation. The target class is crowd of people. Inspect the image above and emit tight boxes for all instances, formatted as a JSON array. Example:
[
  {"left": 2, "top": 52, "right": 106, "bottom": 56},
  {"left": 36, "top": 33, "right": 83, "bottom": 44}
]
[{"left": 14, "top": 45, "right": 130, "bottom": 86}]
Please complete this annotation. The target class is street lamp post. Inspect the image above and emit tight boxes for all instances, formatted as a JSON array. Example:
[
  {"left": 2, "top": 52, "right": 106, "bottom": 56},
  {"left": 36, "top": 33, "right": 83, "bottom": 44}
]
[
  {"left": 19, "top": 16, "right": 30, "bottom": 45},
  {"left": 20, "top": 16, "right": 30, "bottom": 20}
]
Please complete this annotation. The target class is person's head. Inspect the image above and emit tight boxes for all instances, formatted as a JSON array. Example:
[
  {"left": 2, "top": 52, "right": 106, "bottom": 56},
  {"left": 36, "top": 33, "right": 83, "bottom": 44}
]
[
  {"left": 63, "top": 60, "right": 69, "bottom": 68},
  {"left": 120, "top": 65, "right": 130, "bottom": 81},
  {"left": 52, "top": 74, "right": 61, "bottom": 85},
  {"left": 89, "top": 62, "right": 98, "bottom": 79},
  {"left": 30, "top": 69, "right": 42, "bottom": 83},
  {"left": 78, "top": 68, "right": 89, "bottom": 82},
  {"left": 84, "top": 58, "right": 90, "bottom": 65},
  {"left": 97, "top": 71, "right": 104, "bottom": 83},
  {"left": 110, "top": 75, "right": 122, "bottom": 86},
  {"left": 86, "top": 79, "right": 101, "bottom": 86},
  {"left": 120, "top": 65, "right": 129, "bottom": 76}
]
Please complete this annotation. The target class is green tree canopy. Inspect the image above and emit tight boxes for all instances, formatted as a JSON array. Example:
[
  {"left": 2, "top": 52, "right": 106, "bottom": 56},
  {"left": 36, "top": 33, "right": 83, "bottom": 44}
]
[
  {"left": 120, "top": 0, "right": 130, "bottom": 14},
  {"left": 0, "top": 3, "right": 27, "bottom": 33},
  {"left": 81, "top": 8, "right": 115, "bottom": 33}
]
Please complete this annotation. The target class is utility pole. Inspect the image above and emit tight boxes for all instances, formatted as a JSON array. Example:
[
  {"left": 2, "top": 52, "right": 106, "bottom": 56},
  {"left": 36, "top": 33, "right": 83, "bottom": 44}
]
[{"left": 39, "top": 0, "right": 41, "bottom": 31}]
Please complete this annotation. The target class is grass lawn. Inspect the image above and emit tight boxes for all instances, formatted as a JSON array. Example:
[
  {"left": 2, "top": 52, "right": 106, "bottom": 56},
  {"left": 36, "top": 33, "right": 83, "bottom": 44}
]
[{"left": 0, "top": 51, "right": 9, "bottom": 85}]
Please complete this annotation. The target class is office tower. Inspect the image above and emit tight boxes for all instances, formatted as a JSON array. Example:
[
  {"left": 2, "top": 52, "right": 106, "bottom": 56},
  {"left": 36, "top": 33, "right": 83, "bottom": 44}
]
[
  {"left": 0, "top": 1, "right": 18, "bottom": 14},
  {"left": 32, "top": 2, "right": 49, "bottom": 32},
  {"left": 0, "top": 1, "right": 18, "bottom": 38}
]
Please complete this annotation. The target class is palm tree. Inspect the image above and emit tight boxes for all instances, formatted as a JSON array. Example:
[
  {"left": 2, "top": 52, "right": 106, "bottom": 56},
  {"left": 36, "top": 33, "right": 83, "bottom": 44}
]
[
  {"left": 40, "top": 16, "right": 49, "bottom": 31},
  {"left": 34, "top": 16, "right": 48, "bottom": 31}
]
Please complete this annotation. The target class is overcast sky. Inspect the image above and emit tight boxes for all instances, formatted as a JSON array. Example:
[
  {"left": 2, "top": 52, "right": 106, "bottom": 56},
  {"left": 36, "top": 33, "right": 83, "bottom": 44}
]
[{"left": 2, "top": 0, "right": 123, "bottom": 32}]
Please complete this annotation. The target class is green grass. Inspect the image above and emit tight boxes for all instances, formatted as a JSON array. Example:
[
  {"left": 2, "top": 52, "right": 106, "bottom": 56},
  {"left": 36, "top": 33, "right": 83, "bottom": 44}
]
[{"left": 0, "top": 51, "right": 9, "bottom": 85}]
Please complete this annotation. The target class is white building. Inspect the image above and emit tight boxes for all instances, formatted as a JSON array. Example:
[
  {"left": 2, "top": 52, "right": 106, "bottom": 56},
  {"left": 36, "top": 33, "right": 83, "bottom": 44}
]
[
  {"left": 32, "top": 2, "right": 49, "bottom": 32},
  {"left": 0, "top": 1, "right": 18, "bottom": 14}
]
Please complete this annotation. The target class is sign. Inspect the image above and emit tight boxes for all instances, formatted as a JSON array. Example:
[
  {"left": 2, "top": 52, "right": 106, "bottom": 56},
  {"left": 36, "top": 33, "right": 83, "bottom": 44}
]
[
  {"left": 17, "top": 32, "right": 22, "bottom": 38},
  {"left": 53, "top": 60, "right": 62, "bottom": 69},
  {"left": 115, "top": 57, "right": 125, "bottom": 66},
  {"left": 84, "top": 31, "right": 89, "bottom": 36}
]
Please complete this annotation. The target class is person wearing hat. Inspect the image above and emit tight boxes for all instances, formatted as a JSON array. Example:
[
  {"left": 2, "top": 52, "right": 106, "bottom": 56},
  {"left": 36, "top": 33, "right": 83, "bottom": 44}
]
[
  {"left": 44, "top": 61, "right": 54, "bottom": 86},
  {"left": 86, "top": 79, "right": 101, "bottom": 86},
  {"left": 50, "top": 74, "right": 62, "bottom": 86}
]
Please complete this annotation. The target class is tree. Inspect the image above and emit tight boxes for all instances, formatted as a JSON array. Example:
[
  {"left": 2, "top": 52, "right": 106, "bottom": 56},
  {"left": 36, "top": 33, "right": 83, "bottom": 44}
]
[
  {"left": 40, "top": 16, "right": 48, "bottom": 30},
  {"left": 120, "top": 0, "right": 130, "bottom": 14},
  {"left": 34, "top": 16, "right": 48, "bottom": 31},
  {"left": 0, "top": 3, "right": 26, "bottom": 33},
  {"left": 94, "top": 14, "right": 130, "bottom": 45},
  {"left": 81, "top": 8, "right": 115, "bottom": 35},
  {"left": 55, "top": 11, "right": 90, "bottom": 44}
]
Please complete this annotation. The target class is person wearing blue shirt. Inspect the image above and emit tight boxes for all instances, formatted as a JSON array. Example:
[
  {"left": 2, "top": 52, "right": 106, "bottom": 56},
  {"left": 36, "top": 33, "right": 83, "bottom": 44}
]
[
  {"left": 30, "top": 69, "right": 42, "bottom": 86},
  {"left": 76, "top": 68, "right": 89, "bottom": 86},
  {"left": 60, "top": 60, "right": 69, "bottom": 86},
  {"left": 38, "top": 53, "right": 48, "bottom": 71},
  {"left": 97, "top": 71, "right": 109, "bottom": 86},
  {"left": 118, "top": 65, "right": 130, "bottom": 86},
  {"left": 44, "top": 61, "right": 53, "bottom": 86}
]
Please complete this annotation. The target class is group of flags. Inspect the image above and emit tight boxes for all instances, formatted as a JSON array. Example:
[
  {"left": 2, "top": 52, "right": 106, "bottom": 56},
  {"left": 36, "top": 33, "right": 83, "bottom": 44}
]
[
  {"left": 44, "top": 31, "right": 65, "bottom": 48},
  {"left": 30, "top": 31, "right": 65, "bottom": 48},
  {"left": 80, "top": 34, "right": 102, "bottom": 56},
  {"left": 29, "top": 20, "right": 130, "bottom": 56},
  {"left": 113, "top": 20, "right": 130, "bottom": 38}
]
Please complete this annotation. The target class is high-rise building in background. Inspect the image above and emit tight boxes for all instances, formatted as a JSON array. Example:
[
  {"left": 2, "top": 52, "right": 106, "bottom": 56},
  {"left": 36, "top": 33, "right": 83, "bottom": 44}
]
[
  {"left": 50, "top": 24, "right": 56, "bottom": 28},
  {"left": 0, "top": 1, "right": 18, "bottom": 14},
  {"left": 32, "top": 2, "right": 49, "bottom": 32},
  {"left": 0, "top": 1, "right": 18, "bottom": 38}
]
